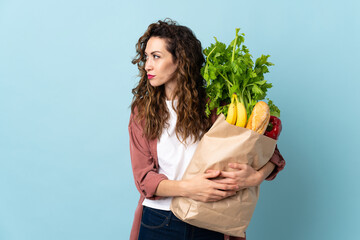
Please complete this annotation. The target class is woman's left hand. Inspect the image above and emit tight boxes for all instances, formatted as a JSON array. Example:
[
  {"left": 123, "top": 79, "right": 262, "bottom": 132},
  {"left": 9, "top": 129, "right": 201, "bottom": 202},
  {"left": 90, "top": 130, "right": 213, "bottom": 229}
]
[{"left": 208, "top": 163, "right": 265, "bottom": 191}]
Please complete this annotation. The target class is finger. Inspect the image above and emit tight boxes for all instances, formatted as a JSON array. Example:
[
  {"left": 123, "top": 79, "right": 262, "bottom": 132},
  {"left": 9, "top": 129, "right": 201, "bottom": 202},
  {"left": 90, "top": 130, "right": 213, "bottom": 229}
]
[
  {"left": 212, "top": 182, "right": 238, "bottom": 191},
  {"left": 208, "top": 190, "right": 238, "bottom": 202},
  {"left": 213, "top": 189, "right": 237, "bottom": 198},
  {"left": 219, "top": 171, "right": 237, "bottom": 179},
  {"left": 228, "top": 163, "right": 247, "bottom": 170},
  {"left": 203, "top": 170, "right": 220, "bottom": 179},
  {"left": 205, "top": 169, "right": 218, "bottom": 174},
  {"left": 212, "top": 178, "right": 237, "bottom": 185}
]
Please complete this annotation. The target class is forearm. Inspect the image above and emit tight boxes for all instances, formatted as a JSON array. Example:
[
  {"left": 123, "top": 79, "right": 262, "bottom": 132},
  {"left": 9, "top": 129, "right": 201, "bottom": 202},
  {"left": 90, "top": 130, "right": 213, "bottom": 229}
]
[
  {"left": 155, "top": 179, "right": 186, "bottom": 197},
  {"left": 258, "top": 161, "right": 275, "bottom": 181},
  {"left": 155, "top": 171, "right": 237, "bottom": 202}
]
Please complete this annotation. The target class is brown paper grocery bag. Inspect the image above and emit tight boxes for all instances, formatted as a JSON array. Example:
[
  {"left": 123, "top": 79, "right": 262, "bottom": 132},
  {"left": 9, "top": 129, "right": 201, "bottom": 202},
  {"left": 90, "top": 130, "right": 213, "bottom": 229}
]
[{"left": 170, "top": 114, "right": 277, "bottom": 237}]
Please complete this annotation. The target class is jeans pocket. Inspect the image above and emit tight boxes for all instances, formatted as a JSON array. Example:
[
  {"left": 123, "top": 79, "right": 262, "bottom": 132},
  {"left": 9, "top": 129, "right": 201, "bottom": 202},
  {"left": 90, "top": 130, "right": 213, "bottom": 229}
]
[{"left": 141, "top": 207, "right": 170, "bottom": 229}]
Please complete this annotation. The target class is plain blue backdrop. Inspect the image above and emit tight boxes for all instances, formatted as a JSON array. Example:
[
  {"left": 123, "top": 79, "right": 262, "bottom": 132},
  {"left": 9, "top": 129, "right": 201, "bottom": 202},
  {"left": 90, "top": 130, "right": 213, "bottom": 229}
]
[{"left": 1, "top": 0, "right": 359, "bottom": 239}]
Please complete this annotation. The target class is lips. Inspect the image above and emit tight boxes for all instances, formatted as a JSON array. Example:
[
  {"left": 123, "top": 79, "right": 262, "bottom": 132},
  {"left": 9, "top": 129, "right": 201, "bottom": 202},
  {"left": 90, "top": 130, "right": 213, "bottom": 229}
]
[{"left": 147, "top": 74, "right": 155, "bottom": 80}]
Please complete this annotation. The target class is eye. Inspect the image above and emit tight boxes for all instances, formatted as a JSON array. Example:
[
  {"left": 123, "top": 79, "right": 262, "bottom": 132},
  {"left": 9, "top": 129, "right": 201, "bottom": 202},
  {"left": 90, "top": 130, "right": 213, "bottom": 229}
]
[{"left": 153, "top": 54, "right": 160, "bottom": 59}]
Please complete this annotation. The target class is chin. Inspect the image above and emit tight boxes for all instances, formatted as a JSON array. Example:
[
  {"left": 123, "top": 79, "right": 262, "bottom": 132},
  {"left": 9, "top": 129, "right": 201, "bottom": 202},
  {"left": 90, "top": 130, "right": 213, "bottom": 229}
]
[{"left": 149, "top": 80, "right": 163, "bottom": 87}]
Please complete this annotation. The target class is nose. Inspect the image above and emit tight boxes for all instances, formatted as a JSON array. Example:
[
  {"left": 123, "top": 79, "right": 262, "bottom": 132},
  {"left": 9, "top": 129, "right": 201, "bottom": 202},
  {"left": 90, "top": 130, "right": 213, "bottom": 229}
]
[{"left": 145, "top": 57, "right": 153, "bottom": 72}]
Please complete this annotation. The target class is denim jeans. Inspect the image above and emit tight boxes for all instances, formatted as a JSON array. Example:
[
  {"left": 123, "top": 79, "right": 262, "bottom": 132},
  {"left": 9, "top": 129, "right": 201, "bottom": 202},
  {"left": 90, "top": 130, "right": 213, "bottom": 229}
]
[{"left": 138, "top": 206, "right": 224, "bottom": 240}]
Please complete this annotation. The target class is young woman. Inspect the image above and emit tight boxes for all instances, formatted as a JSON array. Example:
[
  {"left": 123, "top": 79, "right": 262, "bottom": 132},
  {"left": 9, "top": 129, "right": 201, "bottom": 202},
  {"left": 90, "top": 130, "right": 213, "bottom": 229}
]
[{"left": 129, "top": 19, "right": 285, "bottom": 240}]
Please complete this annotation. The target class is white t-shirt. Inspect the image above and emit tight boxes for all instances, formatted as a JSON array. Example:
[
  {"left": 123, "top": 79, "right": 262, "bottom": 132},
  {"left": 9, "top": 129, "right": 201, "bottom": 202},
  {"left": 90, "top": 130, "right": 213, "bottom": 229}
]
[{"left": 142, "top": 99, "right": 199, "bottom": 211}]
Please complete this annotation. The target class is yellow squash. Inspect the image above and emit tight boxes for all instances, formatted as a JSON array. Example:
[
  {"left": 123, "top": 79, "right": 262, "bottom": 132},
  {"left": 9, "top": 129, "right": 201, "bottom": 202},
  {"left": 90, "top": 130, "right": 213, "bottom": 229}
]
[
  {"left": 235, "top": 96, "right": 247, "bottom": 127},
  {"left": 226, "top": 94, "right": 237, "bottom": 125}
]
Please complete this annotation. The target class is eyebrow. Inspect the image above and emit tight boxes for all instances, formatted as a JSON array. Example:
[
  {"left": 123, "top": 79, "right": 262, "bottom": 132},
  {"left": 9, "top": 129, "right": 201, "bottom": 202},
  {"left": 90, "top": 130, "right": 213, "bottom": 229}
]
[{"left": 145, "top": 51, "right": 162, "bottom": 55}]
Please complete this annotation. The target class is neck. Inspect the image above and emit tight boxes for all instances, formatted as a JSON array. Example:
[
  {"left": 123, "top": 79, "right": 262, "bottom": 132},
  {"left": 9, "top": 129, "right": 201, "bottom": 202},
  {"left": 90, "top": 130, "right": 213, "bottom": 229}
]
[{"left": 165, "top": 81, "right": 177, "bottom": 100}]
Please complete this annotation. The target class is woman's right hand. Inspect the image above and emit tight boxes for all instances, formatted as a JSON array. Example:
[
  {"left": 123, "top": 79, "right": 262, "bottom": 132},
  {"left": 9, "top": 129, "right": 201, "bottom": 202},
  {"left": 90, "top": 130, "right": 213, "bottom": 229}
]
[{"left": 181, "top": 170, "right": 238, "bottom": 202}]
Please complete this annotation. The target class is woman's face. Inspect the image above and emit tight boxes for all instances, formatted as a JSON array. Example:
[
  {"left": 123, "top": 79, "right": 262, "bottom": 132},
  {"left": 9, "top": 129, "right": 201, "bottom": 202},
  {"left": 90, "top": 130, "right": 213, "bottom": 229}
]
[{"left": 144, "top": 37, "right": 178, "bottom": 99}]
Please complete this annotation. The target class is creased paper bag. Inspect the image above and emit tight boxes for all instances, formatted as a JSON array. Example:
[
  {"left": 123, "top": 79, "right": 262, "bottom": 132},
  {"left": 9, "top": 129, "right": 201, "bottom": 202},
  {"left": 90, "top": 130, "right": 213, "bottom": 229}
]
[{"left": 170, "top": 114, "right": 277, "bottom": 237}]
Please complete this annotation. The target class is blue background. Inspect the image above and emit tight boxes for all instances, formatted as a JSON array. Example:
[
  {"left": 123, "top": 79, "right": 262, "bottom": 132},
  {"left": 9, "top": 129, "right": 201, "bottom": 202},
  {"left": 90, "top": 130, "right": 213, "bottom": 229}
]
[{"left": 1, "top": 0, "right": 359, "bottom": 239}]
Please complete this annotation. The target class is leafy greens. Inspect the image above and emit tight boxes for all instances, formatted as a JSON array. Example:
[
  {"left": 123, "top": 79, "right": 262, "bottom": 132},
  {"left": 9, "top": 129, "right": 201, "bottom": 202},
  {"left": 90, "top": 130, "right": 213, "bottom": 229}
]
[{"left": 201, "top": 28, "right": 280, "bottom": 118}]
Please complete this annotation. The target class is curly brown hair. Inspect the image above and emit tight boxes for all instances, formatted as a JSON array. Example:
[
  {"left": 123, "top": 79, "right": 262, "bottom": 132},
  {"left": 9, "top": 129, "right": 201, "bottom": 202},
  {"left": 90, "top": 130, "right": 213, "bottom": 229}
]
[{"left": 131, "top": 19, "right": 211, "bottom": 143}]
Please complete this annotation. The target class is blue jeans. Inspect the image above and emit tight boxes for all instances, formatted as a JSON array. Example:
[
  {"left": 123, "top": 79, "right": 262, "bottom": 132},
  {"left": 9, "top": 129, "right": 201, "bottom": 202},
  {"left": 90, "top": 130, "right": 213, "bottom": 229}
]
[{"left": 138, "top": 206, "right": 224, "bottom": 240}]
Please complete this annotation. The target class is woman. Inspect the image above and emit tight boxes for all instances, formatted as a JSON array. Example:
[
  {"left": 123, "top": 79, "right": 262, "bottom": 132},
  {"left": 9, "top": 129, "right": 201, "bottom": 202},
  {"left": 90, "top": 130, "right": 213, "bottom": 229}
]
[{"left": 129, "top": 19, "right": 285, "bottom": 240}]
